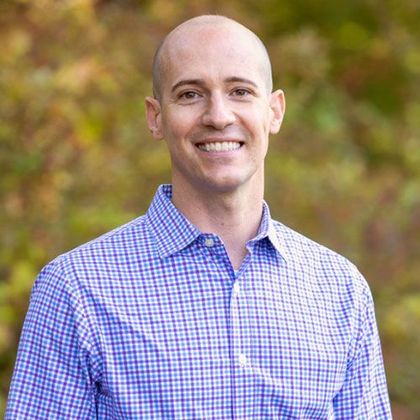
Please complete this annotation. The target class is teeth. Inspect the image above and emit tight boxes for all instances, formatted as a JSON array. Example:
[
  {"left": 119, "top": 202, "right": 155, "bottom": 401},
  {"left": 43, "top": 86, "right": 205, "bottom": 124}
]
[{"left": 198, "top": 141, "right": 241, "bottom": 152}]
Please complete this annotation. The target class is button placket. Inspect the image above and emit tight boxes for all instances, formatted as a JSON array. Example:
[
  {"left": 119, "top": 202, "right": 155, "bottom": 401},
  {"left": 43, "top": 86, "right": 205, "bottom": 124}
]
[
  {"left": 232, "top": 284, "right": 248, "bottom": 371},
  {"left": 229, "top": 276, "right": 251, "bottom": 419}
]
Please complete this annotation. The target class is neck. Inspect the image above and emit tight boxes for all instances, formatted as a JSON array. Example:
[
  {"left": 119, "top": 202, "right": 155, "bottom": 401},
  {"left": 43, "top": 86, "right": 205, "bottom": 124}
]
[{"left": 172, "top": 182, "right": 264, "bottom": 270}]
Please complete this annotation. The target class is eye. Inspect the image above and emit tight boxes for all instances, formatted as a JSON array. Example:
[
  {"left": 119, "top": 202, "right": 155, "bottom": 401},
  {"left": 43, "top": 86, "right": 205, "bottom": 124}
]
[
  {"left": 179, "top": 91, "right": 201, "bottom": 100},
  {"left": 231, "top": 88, "right": 252, "bottom": 97}
]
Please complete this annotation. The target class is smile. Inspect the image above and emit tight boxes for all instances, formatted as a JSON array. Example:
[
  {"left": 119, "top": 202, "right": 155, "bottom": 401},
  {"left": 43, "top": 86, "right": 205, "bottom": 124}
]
[{"left": 197, "top": 141, "right": 242, "bottom": 152}]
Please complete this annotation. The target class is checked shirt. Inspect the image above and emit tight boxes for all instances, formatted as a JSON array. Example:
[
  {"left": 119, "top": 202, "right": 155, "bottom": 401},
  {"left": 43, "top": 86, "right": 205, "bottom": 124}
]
[{"left": 6, "top": 185, "right": 391, "bottom": 419}]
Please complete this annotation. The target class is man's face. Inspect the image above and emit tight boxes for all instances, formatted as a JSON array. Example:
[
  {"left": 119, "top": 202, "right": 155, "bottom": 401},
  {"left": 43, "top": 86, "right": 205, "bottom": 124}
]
[{"left": 146, "top": 24, "right": 285, "bottom": 195}]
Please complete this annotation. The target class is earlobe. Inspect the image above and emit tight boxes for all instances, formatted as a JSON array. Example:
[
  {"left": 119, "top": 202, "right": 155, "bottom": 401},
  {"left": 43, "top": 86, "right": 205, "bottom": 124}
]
[
  {"left": 269, "top": 89, "right": 286, "bottom": 134},
  {"left": 145, "top": 97, "right": 164, "bottom": 139}
]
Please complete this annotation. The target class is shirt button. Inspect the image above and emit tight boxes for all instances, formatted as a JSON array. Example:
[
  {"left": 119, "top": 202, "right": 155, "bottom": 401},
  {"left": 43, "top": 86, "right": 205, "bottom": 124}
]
[
  {"left": 232, "top": 282, "right": 240, "bottom": 296},
  {"left": 238, "top": 353, "right": 248, "bottom": 367},
  {"left": 204, "top": 238, "right": 214, "bottom": 247}
]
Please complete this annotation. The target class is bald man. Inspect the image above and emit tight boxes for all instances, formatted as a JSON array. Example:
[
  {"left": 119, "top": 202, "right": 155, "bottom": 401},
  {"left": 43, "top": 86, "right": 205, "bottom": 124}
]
[{"left": 6, "top": 16, "right": 391, "bottom": 419}]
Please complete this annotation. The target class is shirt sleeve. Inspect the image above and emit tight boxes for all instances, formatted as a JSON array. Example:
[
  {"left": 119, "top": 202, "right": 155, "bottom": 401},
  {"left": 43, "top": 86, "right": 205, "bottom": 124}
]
[
  {"left": 333, "top": 274, "right": 392, "bottom": 419},
  {"left": 5, "top": 260, "right": 100, "bottom": 419}
]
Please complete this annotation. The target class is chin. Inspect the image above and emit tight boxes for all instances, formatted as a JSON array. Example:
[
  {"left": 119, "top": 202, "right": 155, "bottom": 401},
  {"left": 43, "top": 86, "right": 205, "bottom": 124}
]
[{"left": 199, "top": 176, "right": 253, "bottom": 194}]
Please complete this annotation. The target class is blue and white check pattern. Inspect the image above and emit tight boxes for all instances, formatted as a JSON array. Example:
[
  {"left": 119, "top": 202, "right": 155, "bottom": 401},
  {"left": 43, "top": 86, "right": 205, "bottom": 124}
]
[{"left": 6, "top": 185, "right": 391, "bottom": 419}]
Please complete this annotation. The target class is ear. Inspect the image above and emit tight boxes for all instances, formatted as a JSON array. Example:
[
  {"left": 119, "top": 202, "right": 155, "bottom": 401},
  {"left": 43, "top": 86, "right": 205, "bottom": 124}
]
[
  {"left": 268, "top": 89, "right": 286, "bottom": 134},
  {"left": 145, "top": 96, "right": 164, "bottom": 139}
]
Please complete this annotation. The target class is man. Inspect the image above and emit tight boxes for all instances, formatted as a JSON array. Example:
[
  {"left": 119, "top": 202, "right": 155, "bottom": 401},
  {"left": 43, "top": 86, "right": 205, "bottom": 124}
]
[{"left": 6, "top": 15, "right": 391, "bottom": 419}]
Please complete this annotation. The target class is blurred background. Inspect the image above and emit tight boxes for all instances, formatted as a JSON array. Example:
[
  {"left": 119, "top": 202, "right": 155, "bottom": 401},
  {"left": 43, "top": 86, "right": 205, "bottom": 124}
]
[{"left": 0, "top": 0, "right": 419, "bottom": 417}]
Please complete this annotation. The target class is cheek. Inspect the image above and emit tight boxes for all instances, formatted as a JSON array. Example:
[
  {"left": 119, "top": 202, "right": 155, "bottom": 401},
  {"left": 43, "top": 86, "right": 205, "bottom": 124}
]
[
  {"left": 162, "top": 111, "right": 195, "bottom": 140},
  {"left": 243, "top": 105, "right": 271, "bottom": 129}
]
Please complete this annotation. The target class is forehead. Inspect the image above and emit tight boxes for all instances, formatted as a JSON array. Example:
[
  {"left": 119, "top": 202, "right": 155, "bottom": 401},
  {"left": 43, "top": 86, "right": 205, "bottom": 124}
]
[{"left": 161, "top": 24, "right": 268, "bottom": 90}]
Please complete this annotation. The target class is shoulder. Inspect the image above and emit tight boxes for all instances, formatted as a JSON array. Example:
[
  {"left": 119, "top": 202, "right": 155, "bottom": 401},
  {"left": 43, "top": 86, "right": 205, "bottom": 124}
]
[
  {"left": 65, "top": 213, "right": 149, "bottom": 257},
  {"left": 34, "top": 214, "right": 154, "bottom": 291},
  {"left": 66, "top": 213, "right": 150, "bottom": 257},
  {"left": 270, "top": 220, "right": 376, "bottom": 349},
  {"left": 271, "top": 219, "right": 371, "bottom": 299},
  {"left": 272, "top": 219, "right": 350, "bottom": 264}
]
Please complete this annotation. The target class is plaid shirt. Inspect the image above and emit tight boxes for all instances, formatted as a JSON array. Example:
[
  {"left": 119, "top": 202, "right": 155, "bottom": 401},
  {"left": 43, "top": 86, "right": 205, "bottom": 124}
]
[{"left": 6, "top": 185, "right": 391, "bottom": 419}]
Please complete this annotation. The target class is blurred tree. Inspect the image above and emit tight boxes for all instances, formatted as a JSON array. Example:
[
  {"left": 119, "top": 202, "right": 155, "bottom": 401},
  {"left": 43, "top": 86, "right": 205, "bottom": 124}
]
[{"left": 0, "top": 0, "right": 419, "bottom": 417}]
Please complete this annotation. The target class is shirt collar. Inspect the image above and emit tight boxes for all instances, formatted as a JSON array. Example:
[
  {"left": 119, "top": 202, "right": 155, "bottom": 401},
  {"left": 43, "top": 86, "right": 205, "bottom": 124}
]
[
  {"left": 252, "top": 201, "right": 287, "bottom": 259},
  {"left": 145, "top": 185, "right": 201, "bottom": 258},
  {"left": 146, "top": 185, "right": 287, "bottom": 260}
]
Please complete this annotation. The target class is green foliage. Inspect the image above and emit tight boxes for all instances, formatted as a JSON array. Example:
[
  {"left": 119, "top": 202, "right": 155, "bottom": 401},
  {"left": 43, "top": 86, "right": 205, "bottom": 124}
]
[{"left": 0, "top": 0, "right": 419, "bottom": 417}]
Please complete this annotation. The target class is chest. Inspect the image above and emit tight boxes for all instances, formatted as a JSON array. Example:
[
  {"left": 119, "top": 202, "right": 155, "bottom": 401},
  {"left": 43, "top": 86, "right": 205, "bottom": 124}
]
[{"left": 88, "top": 250, "right": 348, "bottom": 418}]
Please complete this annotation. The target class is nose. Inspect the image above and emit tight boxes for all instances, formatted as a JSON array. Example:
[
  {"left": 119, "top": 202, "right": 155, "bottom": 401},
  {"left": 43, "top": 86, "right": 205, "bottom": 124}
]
[{"left": 201, "top": 93, "right": 235, "bottom": 129}]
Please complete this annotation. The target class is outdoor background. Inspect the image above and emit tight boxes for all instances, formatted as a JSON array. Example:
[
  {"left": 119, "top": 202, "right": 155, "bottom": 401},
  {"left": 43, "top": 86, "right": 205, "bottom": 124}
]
[{"left": 1, "top": 0, "right": 419, "bottom": 418}]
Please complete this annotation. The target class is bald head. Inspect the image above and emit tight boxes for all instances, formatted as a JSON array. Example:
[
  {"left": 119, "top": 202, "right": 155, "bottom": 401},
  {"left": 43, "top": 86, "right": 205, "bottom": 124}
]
[{"left": 152, "top": 15, "right": 273, "bottom": 100}]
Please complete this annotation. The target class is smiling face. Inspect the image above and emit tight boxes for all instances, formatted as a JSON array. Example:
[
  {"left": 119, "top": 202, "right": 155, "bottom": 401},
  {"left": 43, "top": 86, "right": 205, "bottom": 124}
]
[{"left": 146, "top": 17, "right": 285, "bottom": 197}]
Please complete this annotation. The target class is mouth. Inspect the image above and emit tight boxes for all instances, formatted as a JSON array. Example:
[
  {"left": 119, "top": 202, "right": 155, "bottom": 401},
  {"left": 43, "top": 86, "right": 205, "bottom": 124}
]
[{"left": 196, "top": 141, "right": 243, "bottom": 152}]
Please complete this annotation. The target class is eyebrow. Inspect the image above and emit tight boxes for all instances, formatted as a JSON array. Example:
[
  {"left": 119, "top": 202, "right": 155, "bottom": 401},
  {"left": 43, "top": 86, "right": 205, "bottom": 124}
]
[
  {"left": 170, "top": 77, "right": 258, "bottom": 93},
  {"left": 171, "top": 79, "right": 205, "bottom": 93},
  {"left": 224, "top": 77, "right": 258, "bottom": 88}
]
